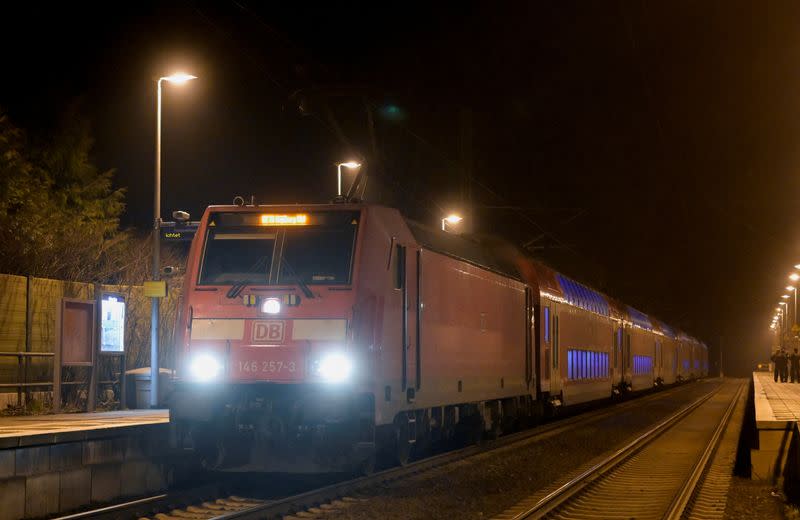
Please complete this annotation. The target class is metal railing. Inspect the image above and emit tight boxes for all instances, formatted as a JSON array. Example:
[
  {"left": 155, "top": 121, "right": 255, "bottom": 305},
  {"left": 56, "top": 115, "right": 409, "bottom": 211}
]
[{"left": 0, "top": 352, "right": 119, "bottom": 409}]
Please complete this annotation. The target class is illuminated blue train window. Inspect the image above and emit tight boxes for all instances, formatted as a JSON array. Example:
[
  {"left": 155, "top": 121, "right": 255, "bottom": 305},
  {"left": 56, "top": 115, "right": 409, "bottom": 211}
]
[
  {"left": 544, "top": 307, "right": 551, "bottom": 342},
  {"left": 556, "top": 274, "right": 610, "bottom": 316}
]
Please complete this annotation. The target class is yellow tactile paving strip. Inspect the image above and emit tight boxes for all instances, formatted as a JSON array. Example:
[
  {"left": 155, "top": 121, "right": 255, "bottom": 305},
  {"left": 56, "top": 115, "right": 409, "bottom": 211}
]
[
  {"left": 753, "top": 371, "right": 800, "bottom": 426},
  {"left": 0, "top": 409, "right": 168, "bottom": 438}
]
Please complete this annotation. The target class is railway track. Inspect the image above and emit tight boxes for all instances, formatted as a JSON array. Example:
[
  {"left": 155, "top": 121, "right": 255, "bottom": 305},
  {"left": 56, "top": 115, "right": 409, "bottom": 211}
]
[
  {"left": 56, "top": 381, "right": 721, "bottom": 520},
  {"left": 494, "top": 379, "right": 744, "bottom": 520}
]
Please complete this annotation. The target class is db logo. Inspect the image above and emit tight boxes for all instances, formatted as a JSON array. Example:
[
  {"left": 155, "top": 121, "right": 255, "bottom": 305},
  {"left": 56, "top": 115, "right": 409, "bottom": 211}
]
[{"left": 252, "top": 320, "right": 285, "bottom": 344}]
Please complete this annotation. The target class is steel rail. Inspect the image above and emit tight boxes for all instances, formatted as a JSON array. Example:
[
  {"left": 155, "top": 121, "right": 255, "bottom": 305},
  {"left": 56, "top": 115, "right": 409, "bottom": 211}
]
[
  {"left": 507, "top": 384, "right": 725, "bottom": 520},
  {"left": 52, "top": 494, "right": 169, "bottom": 520},
  {"left": 661, "top": 382, "right": 744, "bottom": 519},
  {"left": 51, "top": 484, "right": 221, "bottom": 520}
]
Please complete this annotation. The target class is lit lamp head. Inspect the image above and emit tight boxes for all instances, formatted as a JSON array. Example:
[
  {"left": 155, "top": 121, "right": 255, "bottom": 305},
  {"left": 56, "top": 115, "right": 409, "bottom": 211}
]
[
  {"left": 788, "top": 286, "right": 796, "bottom": 292},
  {"left": 441, "top": 213, "right": 463, "bottom": 231},
  {"left": 336, "top": 161, "right": 362, "bottom": 197},
  {"left": 790, "top": 273, "right": 800, "bottom": 282},
  {"left": 782, "top": 294, "right": 790, "bottom": 299},
  {"left": 162, "top": 72, "right": 197, "bottom": 84}
]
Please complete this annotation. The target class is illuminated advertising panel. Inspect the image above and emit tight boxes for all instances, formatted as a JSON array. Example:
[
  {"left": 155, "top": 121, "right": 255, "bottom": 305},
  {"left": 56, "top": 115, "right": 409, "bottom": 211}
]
[{"left": 100, "top": 293, "right": 125, "bottom": 353}]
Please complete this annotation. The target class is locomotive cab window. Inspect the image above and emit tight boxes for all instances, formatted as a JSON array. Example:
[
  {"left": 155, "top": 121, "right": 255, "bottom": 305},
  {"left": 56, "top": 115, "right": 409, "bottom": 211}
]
[
  {"left": 199, "top": 230, "right": 276, "bottom": 285},
  {"left": 198, "top": 211, "right": 359, "bottom": 286},
  {"left": 278, "top": 226, "right": 357, "bottom": 285}
]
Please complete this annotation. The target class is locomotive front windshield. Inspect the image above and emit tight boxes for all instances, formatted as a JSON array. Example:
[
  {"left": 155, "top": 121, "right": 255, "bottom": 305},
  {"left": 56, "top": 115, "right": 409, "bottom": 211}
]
[{"left": 198, "top": 211, "right": 359, "bottom": 286}]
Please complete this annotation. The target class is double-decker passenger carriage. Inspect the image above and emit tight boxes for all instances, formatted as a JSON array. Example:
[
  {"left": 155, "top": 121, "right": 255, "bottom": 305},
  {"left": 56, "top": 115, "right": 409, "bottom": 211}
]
[
  {"left": 531, "top": 266, "right": 617, "bottom": 407},
  {"left": 169, "top": 200, "right": 707, "bottom": 473}
]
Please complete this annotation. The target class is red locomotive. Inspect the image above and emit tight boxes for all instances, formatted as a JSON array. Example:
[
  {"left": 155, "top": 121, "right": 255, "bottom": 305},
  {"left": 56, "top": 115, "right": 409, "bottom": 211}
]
[{"left": 169, "top": 201, "right": 708, "bottom": 472}]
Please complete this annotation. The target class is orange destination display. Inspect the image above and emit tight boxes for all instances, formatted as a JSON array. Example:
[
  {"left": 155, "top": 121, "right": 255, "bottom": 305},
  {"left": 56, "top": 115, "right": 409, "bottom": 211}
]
[{"left": 259, "top": 213, "right": 309, "bottom": 226}]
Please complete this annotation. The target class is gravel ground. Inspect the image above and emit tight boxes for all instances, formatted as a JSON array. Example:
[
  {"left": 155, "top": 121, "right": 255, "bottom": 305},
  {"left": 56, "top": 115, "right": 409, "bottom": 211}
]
[
  {"left": 723, "top": 477, "right": 784, "bottom": 519},
  {"left": 316, "top": 380, "right": 722, "bottom": 520}
]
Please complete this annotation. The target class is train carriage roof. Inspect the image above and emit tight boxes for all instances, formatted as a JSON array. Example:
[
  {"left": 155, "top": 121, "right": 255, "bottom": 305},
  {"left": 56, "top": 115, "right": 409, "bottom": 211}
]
[
  {"left": 652, "top": 319, "right": 677, "bottom": 339},
  {"left": 555, "top": 273, "right": 610, "bottom": 317},
  {"left": 529, "top": 262, "right": 563, "bottom": 299},
  {"left": 626, "top": 306, "right": 653, "bottom": 331}
]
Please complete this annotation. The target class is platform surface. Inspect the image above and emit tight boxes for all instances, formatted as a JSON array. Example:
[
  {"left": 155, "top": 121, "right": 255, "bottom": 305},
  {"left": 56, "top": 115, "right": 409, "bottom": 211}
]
[
  {"left": 0, "top": 409, "right": 168, "bottom": 439},
  {"left": 753, "top": 371, "right": 800, "bottom": 428}
]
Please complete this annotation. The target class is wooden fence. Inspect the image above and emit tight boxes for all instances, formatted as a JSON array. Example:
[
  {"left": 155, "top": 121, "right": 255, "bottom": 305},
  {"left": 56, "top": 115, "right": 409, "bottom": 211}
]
[{"left": 0, "top": 273, "right": 181, "bottom": 410}]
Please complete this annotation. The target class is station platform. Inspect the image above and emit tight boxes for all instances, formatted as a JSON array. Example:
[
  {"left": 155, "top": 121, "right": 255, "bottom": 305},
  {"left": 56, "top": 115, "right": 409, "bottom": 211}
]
[
  {"left": 754, "top": 371, "right": 800, "bottom": 424},
  {"left": 0, "top": 408, "right": 174, "bottom": 519},
  {"left": 751, "top": 371, "right": 800, "bottom": 482},
  {"left": 0, "top": 409, "right": 168, "bottom": 447}
]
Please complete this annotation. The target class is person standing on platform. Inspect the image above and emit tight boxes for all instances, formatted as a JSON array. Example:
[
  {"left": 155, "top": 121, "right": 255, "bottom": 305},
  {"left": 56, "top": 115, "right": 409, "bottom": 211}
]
[
  {"left": 781, "top": 349, "right": 790, "bottom": 382},
  {"left": 772, "top": 349, "right": 781, "bottom": 382},
  {"left": 791, "top": 348, "right": 800, "bottom": 383},
  {"left": 772, "top": 349, "right": 788, "bottom": 383}
]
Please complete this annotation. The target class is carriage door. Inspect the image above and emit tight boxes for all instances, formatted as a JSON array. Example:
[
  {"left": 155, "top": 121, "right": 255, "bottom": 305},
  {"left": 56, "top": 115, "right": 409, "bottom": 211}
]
[
  {"left": 654, "top": 340, "right": 660, "bottom": 381},
  {"left": 399, "top": 245, "right": 420, "bottom": 399},
  {"left": 614, "top": 326, "right": 623, "bottom": 383},
  {"left": 624, "top": 327, "right": 632, "bottom": 381}
]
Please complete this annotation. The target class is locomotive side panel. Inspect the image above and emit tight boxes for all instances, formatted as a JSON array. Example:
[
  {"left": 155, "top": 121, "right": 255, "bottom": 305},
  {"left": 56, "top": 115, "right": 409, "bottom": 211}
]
[
  {"left": 362, "top": 209, "right": 531, "bottom": 428},
  {"left": 416, "top": 250, "right": 529, "bottom": 407},
  {"left": 350, "top": 206, "right": 417, "bottom": 425}
]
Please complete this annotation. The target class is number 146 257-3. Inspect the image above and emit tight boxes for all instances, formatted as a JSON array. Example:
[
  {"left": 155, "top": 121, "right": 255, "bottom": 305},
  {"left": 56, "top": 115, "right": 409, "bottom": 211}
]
[{"left": 238, "top": 360, "right": 297, "bottom": 373}]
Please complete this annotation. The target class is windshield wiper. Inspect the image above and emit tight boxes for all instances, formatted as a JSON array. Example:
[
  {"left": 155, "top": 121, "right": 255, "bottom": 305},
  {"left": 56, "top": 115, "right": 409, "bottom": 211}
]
[
  {"left": 280, "top": 258, "right": 314, "bottom": 299},
  {"left": 226, "top": 281, "right": 249, "bottom": 299},
  {"left": 225, "top": 255, "right": 269, "bottom": 299}
]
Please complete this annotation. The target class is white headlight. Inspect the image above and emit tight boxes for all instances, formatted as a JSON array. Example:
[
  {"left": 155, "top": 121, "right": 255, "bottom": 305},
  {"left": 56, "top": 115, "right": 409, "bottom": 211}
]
[
  {"left": 190, "top": 354, "right": 221, "bottom": 381},
  {"left": 318, "top": 353, "right": 353, "bottom": 382},
  {"left": 261, "top": 298, "right": 281, "bottom": 314}
]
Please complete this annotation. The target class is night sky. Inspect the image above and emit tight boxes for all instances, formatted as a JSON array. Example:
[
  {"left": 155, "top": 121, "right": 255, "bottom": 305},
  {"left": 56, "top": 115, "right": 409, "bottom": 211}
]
[{"left": 4, "top": 1, "right": 799, "bottom": 376}]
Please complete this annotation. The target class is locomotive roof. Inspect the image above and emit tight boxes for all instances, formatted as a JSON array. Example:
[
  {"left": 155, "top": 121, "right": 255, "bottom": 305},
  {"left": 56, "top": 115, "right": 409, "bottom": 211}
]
[{"left": 405, "top": 220, "right": 524, "bottom": 280}]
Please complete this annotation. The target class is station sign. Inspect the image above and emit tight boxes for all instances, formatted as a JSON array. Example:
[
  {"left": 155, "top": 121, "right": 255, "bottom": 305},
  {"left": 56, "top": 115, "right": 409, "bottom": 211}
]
[
  {"left": 143, "top": 281, "right": 167, "bottom": 298},
  {"left": 160, "top": 221, "right": 200, "bottom": 242}
]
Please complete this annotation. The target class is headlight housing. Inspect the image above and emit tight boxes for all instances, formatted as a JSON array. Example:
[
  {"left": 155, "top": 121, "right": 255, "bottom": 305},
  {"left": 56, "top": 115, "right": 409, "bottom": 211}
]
[
  {"left": 313, "top": 353, "right": 353, "bottom": 383},
  {"left": 189, "top": 354, "right": 222, "bottom": 381},
  {"left": 261, "top": 297, "right": 281, "bottom": 314}
]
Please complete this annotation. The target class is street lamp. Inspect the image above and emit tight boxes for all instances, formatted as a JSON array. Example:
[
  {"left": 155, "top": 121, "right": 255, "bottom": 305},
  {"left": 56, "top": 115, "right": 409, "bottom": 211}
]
[
  {"left": 337, "top": 161, "right": 361, "bottom": 197},
  {"left": 151, "top": 71, "right": 196, "bottom": 408},
  {"left": 790, "top": 273, "right": 800, "bottom": 282},
  {"left": 441, "top": 214, "right": 463, "bottom": 232},
  {"left": 788, "top": 286, "right": 798, "bottom": 327}
]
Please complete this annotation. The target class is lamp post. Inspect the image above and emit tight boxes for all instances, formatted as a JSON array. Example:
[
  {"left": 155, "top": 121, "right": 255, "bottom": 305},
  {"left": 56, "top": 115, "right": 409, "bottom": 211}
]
[
  {"left": 337, "top": 161, "right": 361, "bottom": 197},
  {"left": 441, "top": 214, "right": 463, "bottom": 232},
  {"left": 780, "top": 302, "right": 789, "bottom": 347},
  {"left": 151, "top": 72, "right": 196, "bottom": 408}
]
